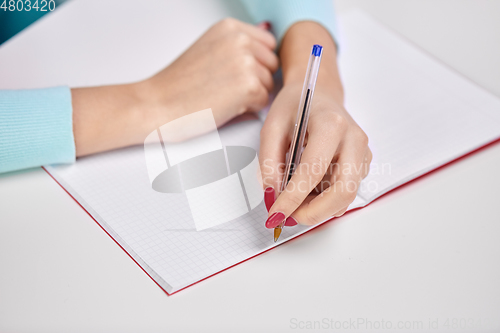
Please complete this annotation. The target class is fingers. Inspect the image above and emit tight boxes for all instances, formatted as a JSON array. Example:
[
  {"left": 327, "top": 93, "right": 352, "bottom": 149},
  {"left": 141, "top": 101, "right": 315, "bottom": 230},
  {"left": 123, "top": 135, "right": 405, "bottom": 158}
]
[
  {"left": 234, "top": 54, "right": 272, "bottom": 113},
  {"left": 259, "top": 94, "right": 297, "bottom": 192},
  {"left": 236, "top": 19, "right": 277, "bottom": 50},
  {"left": 214, "top": 18, "right": 276, "bottom": 50},
  {"left": 250, "top": 39, "right": 279, "bottom": 73},
  {"left": 210, "top": 18, "right": 278, "bottom": 110},
  {"left": 265, "top": 112, "right": 347, "bottom": 227},
  {"left": 245, "top": 81, "right": 270, "bottom": 113},
  {"left": 254, "top": 62, "right": 274, "bottom": 92},
  {"left": 259, "top": 120, "right": 289, "bottom": 192},
  {"left": 264, "top": 186, "right": 275, "bottom": 211},
  {"left": 334, "top": 207, "right": 347, "bottom": 217},
  {"left": 256, "top": 21, "right": 271, "bottom": 31},
  {"left": 292, "top": 130, "right": 370, "bottom": 226},
  {"left": 214, "top": 18, "right": 278, "bottom": 73}
]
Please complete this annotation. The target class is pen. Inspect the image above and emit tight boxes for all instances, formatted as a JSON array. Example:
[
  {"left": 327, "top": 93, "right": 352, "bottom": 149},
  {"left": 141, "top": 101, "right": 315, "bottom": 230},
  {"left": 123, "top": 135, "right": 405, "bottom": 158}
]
[{"left": 274, "top": 44, "right": 323, "bottom": 242}]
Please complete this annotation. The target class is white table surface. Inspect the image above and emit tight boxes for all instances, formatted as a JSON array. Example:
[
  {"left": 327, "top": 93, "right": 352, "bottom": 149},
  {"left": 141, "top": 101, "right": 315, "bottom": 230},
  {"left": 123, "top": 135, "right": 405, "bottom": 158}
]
[{"left": 1, "top": 1, "right": 500, "bottom": 332}]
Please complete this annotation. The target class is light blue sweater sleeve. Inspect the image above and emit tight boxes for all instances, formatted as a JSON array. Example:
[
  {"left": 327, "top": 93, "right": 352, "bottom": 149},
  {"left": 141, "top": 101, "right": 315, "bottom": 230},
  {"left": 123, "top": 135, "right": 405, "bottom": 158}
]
[
  {"left": 0, "top": 87, "right": 75, "bottom": 173},
  {"left": 240, "top": 0, "right": 338, "bottom": 46}
]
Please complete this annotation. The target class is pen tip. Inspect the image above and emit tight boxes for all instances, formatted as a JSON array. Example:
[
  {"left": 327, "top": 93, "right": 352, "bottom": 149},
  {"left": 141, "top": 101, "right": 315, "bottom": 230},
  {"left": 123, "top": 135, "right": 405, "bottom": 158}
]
[{"left": 274, "top": 227, "right": 282, "bottom": 242}]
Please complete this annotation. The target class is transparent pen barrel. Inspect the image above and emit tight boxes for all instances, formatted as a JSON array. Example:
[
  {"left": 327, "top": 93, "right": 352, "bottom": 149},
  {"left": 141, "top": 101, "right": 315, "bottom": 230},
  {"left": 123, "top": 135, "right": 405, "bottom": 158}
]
[{"left": 280, "top": 46, "right": 323, "bottom": 193}]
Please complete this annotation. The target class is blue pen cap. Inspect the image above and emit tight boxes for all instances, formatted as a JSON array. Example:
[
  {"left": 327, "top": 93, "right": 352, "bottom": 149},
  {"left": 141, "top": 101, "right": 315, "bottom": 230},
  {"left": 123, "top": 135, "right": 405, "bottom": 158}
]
[{"left": 312, "top": 44, "right": 323, "bottom": 57}]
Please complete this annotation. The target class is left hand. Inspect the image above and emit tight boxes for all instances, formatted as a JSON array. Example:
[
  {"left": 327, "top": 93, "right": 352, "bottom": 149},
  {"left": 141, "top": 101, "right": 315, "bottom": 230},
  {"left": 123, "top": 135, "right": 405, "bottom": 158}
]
[{"left": 259, "top": 22, "right": 372, "bottom": 228}]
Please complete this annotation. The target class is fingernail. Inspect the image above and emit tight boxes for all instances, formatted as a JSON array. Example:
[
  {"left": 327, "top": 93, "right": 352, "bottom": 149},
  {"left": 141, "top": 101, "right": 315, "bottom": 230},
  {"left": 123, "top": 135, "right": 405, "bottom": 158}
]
[
  {"left": 265, "top": 212, "right": 285, "bottom": 229},
  {"left": 284, "top": 216, "right": 298, "bottom": 227},
  {"left": 257, "top": 21, "right": 271, "bottom": 30},
  {"left": 264, "top": 187, "right": 275, "bottom": 212}
]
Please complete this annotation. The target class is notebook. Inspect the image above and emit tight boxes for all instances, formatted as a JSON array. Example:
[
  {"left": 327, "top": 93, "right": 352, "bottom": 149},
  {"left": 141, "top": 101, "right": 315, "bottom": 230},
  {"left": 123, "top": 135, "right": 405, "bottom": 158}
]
[{"left": 42, "top": 11, "right": 500, "bottom": 295}]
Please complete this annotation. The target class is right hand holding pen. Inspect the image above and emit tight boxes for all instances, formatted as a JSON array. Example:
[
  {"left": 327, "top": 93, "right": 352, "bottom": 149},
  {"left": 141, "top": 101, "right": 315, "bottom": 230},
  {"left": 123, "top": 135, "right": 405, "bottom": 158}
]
[{"left": 258, "top": 22, "right": 372, "bottom": 229}]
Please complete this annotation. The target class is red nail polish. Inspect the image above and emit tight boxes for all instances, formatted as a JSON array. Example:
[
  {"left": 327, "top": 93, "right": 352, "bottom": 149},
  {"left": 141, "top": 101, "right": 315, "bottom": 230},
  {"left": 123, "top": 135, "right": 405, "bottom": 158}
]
[
  {"left": 265, "top": 212, "right": 285, "bottom": 229},
  {"left": 258, "top": 21, "right": 271, "bottom": 31},
  {"left": 264, "top": 187, "right": 275, "bottom": 212},
  {"left": 284, "top": 216, "right": 298, "bottom": 227}
]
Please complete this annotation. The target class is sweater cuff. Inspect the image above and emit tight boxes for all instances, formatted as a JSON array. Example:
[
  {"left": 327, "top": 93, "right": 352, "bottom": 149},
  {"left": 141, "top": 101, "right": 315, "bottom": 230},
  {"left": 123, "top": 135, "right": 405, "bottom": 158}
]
[
  {"left": 0, "top": 86, "right": 75, "bottom": 173},
  {"left": 241, "top": 0, "right": 339, "bottom": 48}
]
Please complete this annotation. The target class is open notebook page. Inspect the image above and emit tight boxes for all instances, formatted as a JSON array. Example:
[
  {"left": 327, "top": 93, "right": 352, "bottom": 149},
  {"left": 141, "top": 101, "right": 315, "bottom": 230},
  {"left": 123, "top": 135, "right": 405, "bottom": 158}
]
[
  {"left": 341, "top": 11, "right": 500, "bottom": 203},
  {"left": 45, "top": 11, "right": 500, "bottom": 294}
]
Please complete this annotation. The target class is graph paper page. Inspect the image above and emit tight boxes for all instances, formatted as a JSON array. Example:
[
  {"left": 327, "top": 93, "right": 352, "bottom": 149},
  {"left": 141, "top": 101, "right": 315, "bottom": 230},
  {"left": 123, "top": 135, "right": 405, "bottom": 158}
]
[{"left": 339, "top": 11, "right": 500, "bottom": 203}]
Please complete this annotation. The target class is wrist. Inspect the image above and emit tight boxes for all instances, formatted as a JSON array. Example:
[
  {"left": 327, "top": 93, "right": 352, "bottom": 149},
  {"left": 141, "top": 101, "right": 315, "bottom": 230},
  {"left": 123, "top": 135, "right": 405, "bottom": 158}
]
[
  {"left": 280, "top": 21, "right": 344, "bottom": 103},
  {"left": 133, "top": 73, "right": 181, "bottom": 132},
  {"left": 72, "top": 81, "right": 156, "bottom": 156},
  {"left": 131, "top": 78, "right": 165, "bottom": 132}
]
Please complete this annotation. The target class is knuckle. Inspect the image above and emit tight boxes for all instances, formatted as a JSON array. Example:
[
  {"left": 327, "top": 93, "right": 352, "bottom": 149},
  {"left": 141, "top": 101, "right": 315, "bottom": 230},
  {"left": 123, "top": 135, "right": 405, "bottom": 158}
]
[
  {"left": 219, "top": 17, "right": 238, "bottom": 31},
  {"left": 352, "top": 127, "right": 369, "bottom": 146},
  {"left": 239, "top": 53, "right": 256, "bottom": 70},
  {"left": 233, "top": 32, "right": 251, "bottom": 48},
  {"left": 307, "top": 155, "right": 327, "bottom": 177},
  {"left": 262, "top": 67, "right": 274, "bottom": 83},
  {"left": 244, "top": 77, "right": 268, "bottom": 109},
  {"left": 317, "top": 112, "right": 347, "bottom": 133},
  {"left": 256, "top": 89, "right": 269, "bottom": 107},
  {"left": 266, "top": 76, "right": 275, "bottom": 90},
  {"left": 323, "top": 112, "right": 347, "bottom": 131},
  {"left": 267, "top": 53, "right": 279, "bottom": 70},
  {"left": 335, "top": 208, "right": 347, "bottom": 217},
  {"left": 246, "top": 76, "right": 262, "bottom": 96},
  {"left": 287, "top": 192, "right": 305, "bottom": 208},
  {"left": 304, "top": 208, "right": 323, "bottom": 226},
  {"left": 339, "top": 183, "right": 357, "bottom": 203},
  {"left": 365, "top": 148, "right": 373, "bottom": 165},
  {"left": 310, "top": 163, "right": 324, "bottom": 177},
  {"left": 330, "top": 113, "right": 348, "bottom": 131},
  {"left": 269, "top": 35, "right": 277, "bottom": 49},
  {"left": 347, "top": 190, "right": 357, "bottom": 203}
]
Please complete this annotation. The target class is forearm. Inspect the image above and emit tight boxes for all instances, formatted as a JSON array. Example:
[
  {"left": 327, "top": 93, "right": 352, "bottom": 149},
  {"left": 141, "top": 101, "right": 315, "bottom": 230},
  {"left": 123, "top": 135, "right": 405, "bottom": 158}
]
[
  {"left": 71, "top": 81, "right": 155, "bottom": 157},
  {"left": 280, "top": 21, "right": 344, "bottom": 104}
]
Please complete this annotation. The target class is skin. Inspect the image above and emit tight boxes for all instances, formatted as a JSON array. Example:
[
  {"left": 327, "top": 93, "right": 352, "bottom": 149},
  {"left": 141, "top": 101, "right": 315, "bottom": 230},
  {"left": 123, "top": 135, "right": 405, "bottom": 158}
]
[
  {"left": 72, "top": 18, "right": 278, "bottom": 155},
  {"left": 71, "top": 18, "right": 371, "bottom": 226},
  {"left": 261, "top": 21, "right": 372, "bottom": 226}
]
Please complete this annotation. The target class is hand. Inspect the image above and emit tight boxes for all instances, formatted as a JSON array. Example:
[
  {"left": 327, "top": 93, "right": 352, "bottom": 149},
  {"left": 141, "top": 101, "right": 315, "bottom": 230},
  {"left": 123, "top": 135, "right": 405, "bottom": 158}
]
[
  {"left": 72, "top": 18, "right": 278, "bottom": 155},
  {"left": 260, "top": 22, "right": 372, "bottom": 227},
  {"left": 143, "top": 18, "right": 279, "bottom": 141},
  {"left": 261, "top": 84, "right": 372, "bottom": 227}
]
